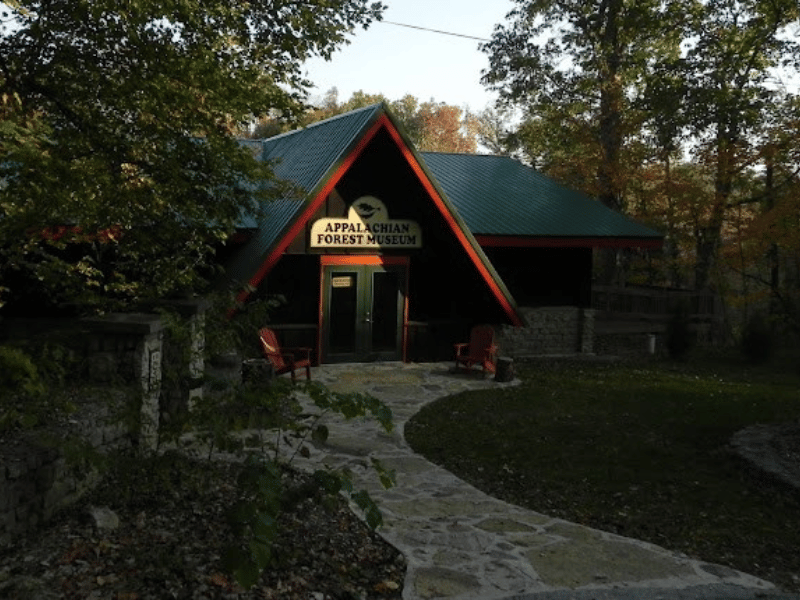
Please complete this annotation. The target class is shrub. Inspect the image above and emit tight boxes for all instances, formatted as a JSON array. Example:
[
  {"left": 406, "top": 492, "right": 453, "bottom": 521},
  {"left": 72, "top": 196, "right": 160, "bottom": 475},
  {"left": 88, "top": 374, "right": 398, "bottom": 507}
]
[
  {"left": 158, "top": 376, "right": 395, "bottom": 590},
  {"left": 0, "top": 345, "right": 44, "bottom": 394},
  {"left": 0, "top": 345, "right": 47, "bottom": 430}
]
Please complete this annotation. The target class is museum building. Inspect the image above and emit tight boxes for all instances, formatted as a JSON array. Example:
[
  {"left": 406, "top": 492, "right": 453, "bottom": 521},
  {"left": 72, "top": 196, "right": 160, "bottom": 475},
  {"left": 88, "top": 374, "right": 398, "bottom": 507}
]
[{"left": 223, "top": 104, "right": 662, "bottom": 364}]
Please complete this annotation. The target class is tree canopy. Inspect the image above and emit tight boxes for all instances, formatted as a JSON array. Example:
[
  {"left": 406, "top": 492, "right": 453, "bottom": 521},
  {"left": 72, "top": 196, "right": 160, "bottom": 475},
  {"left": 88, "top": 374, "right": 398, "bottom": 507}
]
[
  {"left": 252, "top": 88, "right": 483, "bottom": 154},
  {"left": 0, "top": 0, "right": 384, "bottom": 314},
  {"left": 482, "top": 0, "right": 800, "bottom": 296},
  {"left": 482, "top": 0, "right": 684, "bottom": 212}
]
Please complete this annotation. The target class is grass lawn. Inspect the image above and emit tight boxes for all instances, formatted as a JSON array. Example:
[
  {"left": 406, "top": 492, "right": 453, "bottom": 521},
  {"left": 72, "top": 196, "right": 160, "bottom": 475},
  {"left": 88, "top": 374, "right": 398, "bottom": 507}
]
[{"left": 405, "top": 351, "right": 800, "bottom": 593}]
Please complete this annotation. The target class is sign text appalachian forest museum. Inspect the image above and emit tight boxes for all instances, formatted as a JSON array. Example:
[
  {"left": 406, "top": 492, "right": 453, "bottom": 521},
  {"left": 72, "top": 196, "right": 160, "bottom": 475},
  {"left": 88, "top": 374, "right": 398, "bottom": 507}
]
[{"left": 310, "top": 196, "right": 422, "bottom": 249}]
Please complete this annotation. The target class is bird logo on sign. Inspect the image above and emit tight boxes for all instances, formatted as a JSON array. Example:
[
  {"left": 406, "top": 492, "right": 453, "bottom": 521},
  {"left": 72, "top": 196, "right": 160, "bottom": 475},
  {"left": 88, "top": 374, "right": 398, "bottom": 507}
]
[{"left": 354, "top": 198, "right": 382, "bottom": 220}]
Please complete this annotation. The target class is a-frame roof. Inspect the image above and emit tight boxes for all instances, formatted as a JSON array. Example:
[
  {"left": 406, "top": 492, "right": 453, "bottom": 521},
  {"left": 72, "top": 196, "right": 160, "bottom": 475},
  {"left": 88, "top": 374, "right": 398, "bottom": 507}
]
[
  {"left": 226, "top": 106, "right": 382, "bottom": 287},
  {"left": 228, "top": 103, "right": 523, "bottom": 325}
]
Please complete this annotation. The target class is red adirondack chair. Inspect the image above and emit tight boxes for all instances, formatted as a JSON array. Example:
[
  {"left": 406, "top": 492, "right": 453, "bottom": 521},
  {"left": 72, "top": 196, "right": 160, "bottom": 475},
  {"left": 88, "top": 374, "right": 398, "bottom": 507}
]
[
  {"left": 454, "top": 325, "right": 498, "bottom": 375},
  {"left": 258, "top": 327, "right": 312, "bottom": 382}
]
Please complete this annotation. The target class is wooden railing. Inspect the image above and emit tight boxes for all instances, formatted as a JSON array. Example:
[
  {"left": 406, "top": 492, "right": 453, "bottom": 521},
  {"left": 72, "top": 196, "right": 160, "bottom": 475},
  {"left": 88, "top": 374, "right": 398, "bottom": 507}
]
[{"left": 591, "top": 285, "right": 721, "bottom": 324}]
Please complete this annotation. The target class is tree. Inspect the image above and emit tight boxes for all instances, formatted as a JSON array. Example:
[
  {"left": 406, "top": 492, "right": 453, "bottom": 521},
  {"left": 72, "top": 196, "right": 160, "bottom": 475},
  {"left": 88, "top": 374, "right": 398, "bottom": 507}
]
[
  {"left": 251, "top": 88, "right": 389, "bottom": 138},
  {"left": 722, "top": 95, "right": 800, "bottom": 335},
  {"left": 676, "top": 0, "right": 800, "bottom": 290},
  {"left": 482, "top": 0, "right": 800, "bottom": 294},
  {"left": 414, "top": 101, "right": 479, "bottom": 153},
  {"left": 481, "top": 0, "right": 684, "bottom": 283},
  {"left": 482, "top": 0, "right": 683, "bottom": 211},
  {"left": 0, "top": 0, "right": 385, "bottom": 314},
  {"left": 254, "top": 89, "right": 482, "bottom": 153},
  {"left": 473, "top": 105, "right": 516, "bottom": 156}
]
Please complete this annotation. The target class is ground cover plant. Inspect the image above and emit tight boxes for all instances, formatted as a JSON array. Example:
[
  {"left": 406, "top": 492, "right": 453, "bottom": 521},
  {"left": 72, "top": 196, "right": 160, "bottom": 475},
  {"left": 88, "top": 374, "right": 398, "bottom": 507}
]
[
  {"left": 0, "top": 326, "right": 402, "bottom": 598},
  {"left": 405, "top": 352, "right": 800, "bottom": 593}
]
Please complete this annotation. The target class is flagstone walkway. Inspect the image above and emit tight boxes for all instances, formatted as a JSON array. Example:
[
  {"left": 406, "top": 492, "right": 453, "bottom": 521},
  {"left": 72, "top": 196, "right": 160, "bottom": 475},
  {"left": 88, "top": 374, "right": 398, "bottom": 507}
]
[{"left": 281, "top": 362, "right": 789, "bottom": 600}]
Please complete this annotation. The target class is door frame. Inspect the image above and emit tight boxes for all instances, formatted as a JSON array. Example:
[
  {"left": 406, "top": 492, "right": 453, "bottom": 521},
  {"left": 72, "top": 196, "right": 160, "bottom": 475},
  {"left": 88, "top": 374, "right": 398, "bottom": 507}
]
[{"left": 318, "top": 255, "right": 409, "bottom": 363}]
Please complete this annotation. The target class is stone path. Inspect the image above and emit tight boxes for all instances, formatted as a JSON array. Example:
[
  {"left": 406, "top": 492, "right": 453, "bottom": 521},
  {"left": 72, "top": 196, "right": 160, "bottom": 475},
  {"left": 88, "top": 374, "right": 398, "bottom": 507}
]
[{"left": 281, "top": 362, "right": 792, "bottom": 600}]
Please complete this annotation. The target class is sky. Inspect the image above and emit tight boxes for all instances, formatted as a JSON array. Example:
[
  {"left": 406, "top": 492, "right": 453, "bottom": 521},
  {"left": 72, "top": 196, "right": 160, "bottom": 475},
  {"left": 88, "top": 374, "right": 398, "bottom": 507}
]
[{"left": 302, "top": 0, "right": 515, "bottom": 112}]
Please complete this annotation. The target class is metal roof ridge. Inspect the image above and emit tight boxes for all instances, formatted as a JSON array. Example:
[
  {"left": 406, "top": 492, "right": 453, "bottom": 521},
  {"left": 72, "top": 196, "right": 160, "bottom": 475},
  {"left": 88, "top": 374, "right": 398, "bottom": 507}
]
[
  {"left": 255, "top": 103, "right": 384, "bottom": 145},
  {"left": 421, "top": 150, "right": 500, "bottom": 158}
]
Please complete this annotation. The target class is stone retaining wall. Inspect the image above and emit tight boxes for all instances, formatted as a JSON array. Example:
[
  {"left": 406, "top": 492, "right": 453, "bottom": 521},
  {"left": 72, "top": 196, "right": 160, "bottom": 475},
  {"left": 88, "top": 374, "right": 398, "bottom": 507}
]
[
  {"left": 1, "top": 303, "right": 208, "bottom": 547},
  {"left": 0, "top": 392, "right": 130, "bottom": 547},
  {"left": 497, "top": 306, "right": 595, "bottom": 357}
]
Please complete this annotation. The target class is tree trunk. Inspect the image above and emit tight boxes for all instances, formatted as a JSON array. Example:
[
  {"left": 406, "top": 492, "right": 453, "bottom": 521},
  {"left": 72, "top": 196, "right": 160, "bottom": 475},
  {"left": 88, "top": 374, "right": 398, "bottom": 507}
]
[
  {"left": 595, "top": 0, "right": 624, "bottom": 285},
  {"left": 695, "top": 123, "right": 737, "bottom": 290},
  {"left": 764, "top": 151, "right": 781, "bottom": 317}
]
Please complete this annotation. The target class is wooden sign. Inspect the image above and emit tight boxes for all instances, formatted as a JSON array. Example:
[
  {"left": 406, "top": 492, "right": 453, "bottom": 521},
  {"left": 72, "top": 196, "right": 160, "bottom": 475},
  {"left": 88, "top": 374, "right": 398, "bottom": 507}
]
[{"left": 311, "top": 196, "right": 422, "bottom": 249}]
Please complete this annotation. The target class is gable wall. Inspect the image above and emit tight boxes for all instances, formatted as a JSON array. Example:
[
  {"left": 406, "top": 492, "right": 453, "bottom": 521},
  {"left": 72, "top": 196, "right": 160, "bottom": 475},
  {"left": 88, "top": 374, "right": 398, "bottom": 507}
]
[{"left": 252, "top": 127, "right": 517, "bottom": 362}]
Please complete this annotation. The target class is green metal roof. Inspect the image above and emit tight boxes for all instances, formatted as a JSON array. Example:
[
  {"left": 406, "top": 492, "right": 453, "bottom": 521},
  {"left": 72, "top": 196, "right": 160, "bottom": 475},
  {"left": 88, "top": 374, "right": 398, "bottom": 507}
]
[
  {"left": 227, "top": 104, "right": 662, "bottom": 289},
  {"left": 421, "top": 152, "right": 662, "bottom": 240},
  {"left": 262, "top": 104, "right": 381, "bottom": 194}
]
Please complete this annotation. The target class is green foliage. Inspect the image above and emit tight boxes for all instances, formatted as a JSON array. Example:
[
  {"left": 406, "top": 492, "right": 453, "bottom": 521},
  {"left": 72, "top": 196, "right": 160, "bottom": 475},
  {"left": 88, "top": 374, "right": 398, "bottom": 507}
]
[
  {"left": 160, "top": 376, "right": 395, "bottom": 590},
  {"left": 209, "top": 291, "right": 285, "bottom": 358},
  {"left": 741, "top": 312, "right": 774, "bottom": 364},
  {"left": 0, "top": 0, "right": 385, "bottom": 313},
  {"left": 0, "top": 345, "right": 46, "bottom": 429},
  {"left": 0, "top": 343, "right": 80, "bottom": 431},
  {"left": 253, "top": 89, "right": 482, "bottom": 153},
  {"left": 303, "top": 380, "right": 394, "bottom": 434},
  {"left": 222, "top": 457, "right": 282, "bottom": 589},
  {"left": 0, "top": 345, "right": 44, "bottom": 397},
  {"left": 481, "top": 0, "right": 682, "bottom": 207},
  {"left": 482, "top": 0, "right": 800, "bottom": 293}
]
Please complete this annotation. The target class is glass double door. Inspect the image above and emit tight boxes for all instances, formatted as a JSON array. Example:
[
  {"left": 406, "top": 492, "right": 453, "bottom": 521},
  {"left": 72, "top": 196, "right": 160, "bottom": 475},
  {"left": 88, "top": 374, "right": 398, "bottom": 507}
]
[{"left": 322, "top": 262, "right": 407, "bottom": 362}]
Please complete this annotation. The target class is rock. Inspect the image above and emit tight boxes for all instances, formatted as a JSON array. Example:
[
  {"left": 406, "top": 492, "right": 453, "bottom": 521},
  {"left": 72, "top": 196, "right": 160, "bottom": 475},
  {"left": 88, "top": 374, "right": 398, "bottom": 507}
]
[
  {"left": 89, "top": 505, "right": 119, "bottom": 530},
  {"left": 413, "top": 567, "right": 480, "bottom": 598},
  {"left": 730, "top": 422, "right": 800, "bottom": 491}
]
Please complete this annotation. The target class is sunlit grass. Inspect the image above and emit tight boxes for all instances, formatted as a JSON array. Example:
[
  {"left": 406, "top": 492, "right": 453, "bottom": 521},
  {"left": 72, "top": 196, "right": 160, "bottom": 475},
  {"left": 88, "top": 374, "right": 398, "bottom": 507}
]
[{"left": 405, "top": 352, "right": 800, "bottom": 592}]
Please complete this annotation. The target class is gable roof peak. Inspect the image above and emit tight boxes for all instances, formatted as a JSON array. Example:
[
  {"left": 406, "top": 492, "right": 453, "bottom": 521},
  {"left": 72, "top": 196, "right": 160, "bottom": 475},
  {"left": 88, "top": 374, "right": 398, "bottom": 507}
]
[
  {"left": 304, "top": 102, "right": 385, "bottom": 128},
  {"left": 258, "top": 103, "right": 386, "bottom": 144}
]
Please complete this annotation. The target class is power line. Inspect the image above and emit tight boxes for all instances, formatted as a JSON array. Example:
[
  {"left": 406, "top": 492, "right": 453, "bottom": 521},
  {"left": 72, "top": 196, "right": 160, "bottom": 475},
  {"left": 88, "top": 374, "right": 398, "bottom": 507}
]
[
  {"left": 380, "top": 20, "right": 490, "bottom": 43},
  {"left": 379, "top": 20, "right": 800, "bottom": 94}
]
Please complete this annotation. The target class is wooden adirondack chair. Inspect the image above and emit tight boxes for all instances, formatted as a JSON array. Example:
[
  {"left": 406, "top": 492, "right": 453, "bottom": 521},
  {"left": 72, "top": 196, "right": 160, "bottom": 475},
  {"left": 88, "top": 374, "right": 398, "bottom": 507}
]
[
  {"left": 258, "top": 327, "right": 312, "bottom": 382},
  {"left": 454, "top": 325, "right": 498, "bottom": 375}
]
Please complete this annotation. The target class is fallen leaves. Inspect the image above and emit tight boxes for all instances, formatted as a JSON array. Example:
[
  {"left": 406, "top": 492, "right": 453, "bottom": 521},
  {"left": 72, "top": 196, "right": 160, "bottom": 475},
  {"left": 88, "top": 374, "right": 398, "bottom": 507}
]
[{"left": 0, "top": 455, "right": 405, "bottom": 599}]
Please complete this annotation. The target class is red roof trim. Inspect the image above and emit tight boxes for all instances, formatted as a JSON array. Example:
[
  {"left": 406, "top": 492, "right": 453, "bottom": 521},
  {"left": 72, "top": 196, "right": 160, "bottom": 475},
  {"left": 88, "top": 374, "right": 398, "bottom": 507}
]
[
  {"left": 380, "top": 120, "right": 523, "bottom": 326},
  {"left": 475, "top": 235, "right": 664, "bottom": 249},
  {"left": 321, "top": 255, "right": 409, "bottom": 267}
]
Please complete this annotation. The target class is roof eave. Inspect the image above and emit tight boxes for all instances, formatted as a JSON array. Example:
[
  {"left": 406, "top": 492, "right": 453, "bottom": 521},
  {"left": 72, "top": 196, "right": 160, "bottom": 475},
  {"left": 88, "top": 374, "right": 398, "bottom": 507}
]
[
  {"left": 235, "top": 105, "right": 523, "bottom": 327},
  {"left": 475, "top": 235, "right": 664, "bottom": 249},
  {"left": 234, "top": 108, "right": 387, "bottom": 304}
]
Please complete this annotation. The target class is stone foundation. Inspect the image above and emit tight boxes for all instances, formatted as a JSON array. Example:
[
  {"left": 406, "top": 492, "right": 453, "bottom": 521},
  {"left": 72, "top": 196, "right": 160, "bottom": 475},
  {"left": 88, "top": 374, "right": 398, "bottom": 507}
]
[{"left": 496, "top": 306, "right": 595, "bottom": 357}]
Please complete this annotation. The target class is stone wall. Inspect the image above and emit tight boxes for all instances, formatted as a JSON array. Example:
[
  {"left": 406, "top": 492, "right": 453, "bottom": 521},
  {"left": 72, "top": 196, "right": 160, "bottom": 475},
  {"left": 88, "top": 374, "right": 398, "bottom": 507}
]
[
  {"left": 0, "top": 392, "right": 130, "bottom": 547},
  {"left": 81, "top": 313, "right": 165, "bottom": 450},
  {"left": 0, "top": 304, "right": 208, "bottom": 547},
  {"left": 496, "top": 306, "right": 595, "bottom": 357}
]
